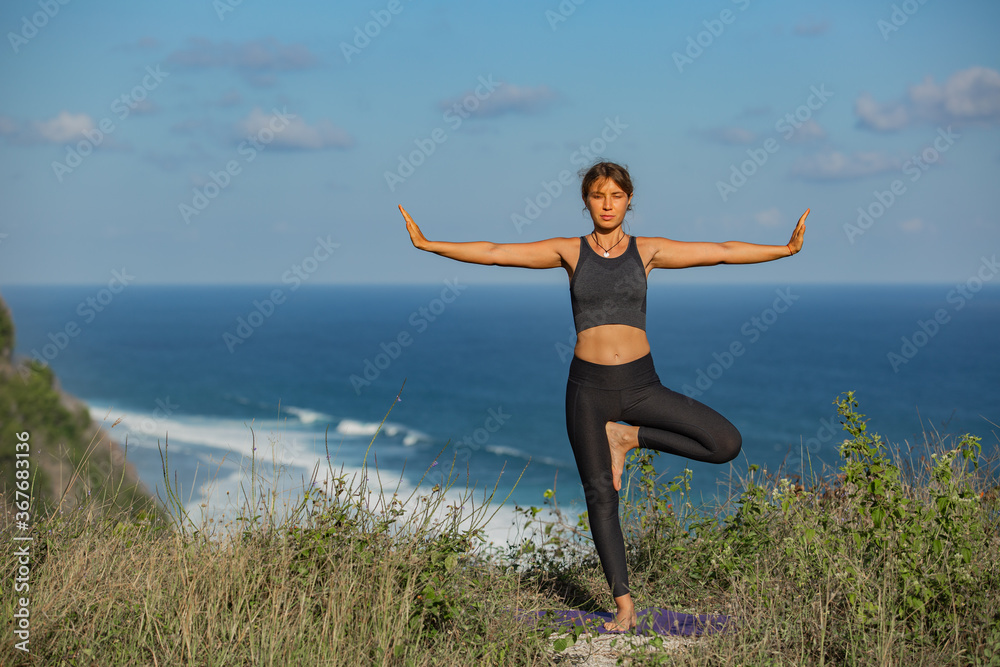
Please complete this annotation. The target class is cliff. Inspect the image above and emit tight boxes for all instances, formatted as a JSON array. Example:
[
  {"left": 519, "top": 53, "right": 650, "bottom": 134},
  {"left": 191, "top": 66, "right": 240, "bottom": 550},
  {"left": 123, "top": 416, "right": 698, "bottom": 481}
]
[{"left": 0, "top": 293, "right": 159, "bottom": 522}]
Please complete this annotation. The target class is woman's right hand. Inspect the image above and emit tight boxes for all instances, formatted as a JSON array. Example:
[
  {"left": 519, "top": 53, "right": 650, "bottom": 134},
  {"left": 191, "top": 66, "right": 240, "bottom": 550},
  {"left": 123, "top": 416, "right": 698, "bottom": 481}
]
[
  {"left": 396, "top": 204, "right": 570, "bottom": 269},
  {"left": 399, "top": 205, "right": 428, "bottom": 250}
]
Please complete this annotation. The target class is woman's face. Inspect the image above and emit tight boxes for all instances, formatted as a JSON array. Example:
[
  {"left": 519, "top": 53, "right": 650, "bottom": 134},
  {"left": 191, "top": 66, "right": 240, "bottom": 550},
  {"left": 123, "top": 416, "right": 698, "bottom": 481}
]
[{"left": 585, "top": 178, "right": 632, "bottom": 231}]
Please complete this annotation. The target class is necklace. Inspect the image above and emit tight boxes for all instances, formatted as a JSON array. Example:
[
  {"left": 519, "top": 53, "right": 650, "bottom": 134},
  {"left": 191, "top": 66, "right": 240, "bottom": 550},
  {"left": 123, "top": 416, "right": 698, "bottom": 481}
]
[{"left": 592, "top": 231, "right": 626, "bottom": 258}]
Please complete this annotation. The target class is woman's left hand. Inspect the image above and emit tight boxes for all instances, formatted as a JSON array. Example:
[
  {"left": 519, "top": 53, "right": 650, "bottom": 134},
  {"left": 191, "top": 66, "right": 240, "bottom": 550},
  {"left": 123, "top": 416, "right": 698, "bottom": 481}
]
[
  {"left": 399, "top": 204, "right": 429, "bottom": 250},
  {"left": 787, "top": 208, "right": 809, "bottom": 255}
]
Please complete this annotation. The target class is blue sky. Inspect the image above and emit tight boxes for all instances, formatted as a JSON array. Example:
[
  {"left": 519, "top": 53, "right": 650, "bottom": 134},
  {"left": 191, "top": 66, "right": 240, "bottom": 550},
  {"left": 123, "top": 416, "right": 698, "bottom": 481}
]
[{"left": 1, "top": 0, "right": 998, "bottom": 286}]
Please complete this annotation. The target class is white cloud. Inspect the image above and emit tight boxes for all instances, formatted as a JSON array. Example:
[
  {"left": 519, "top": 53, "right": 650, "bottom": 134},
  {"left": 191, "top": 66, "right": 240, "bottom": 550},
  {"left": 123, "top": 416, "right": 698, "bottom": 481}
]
[
  {"left": 170, "top": 118, "right": 213, "bottom": 135},
  {"left": 698, "top": 125, "right": 757, "bottom": 145},
  {"left": 855, "top": 66, "right": 1000, "bottom": 132},
  {"left": 855, "top": 93, "right": 909, "bottom": 131},
  {"left": 0, "top": 111, "right": 132, "bottom": 151},
  {"left": 790, "top": 150, "right": 899, "bottom": 181},
  {"left": 33, "top": 111, "right": 96, "bottom": 143},
  {"left": 168, "top": 37, "right": 320, "bottom": 87},
  {"left": 787, "top": 119, "right": 826, "bottom": 143},
  {"left": 439, "top": 83, "right": 558, "bottom": 119},
  {"left": 129, "top": 99, "right": 158, "bottom": 115},
  {"left": 169, "top": 37, "right": 319, "bottom": 71},
  {"left": 116, "top": 36, "right": 162, "bottom": 51},
  {"left": 937, "top": 66, "right": 1000, "bottom": 120},
  {"left": 217, "top": 90, "right": 243, "bottom": 108},
  {"left": 236, "top": 108, "right": 353, "bottom": 150},
  {"left": 794, "top": 20, "right": 830, "bottom": 36},
  {"left": 0, "top": 111, "right": 101, "bottom": 145},
  {"left": 0, "top": 116, "right": 17, "bottom": 135},
  {"left": 754, "top": 207, "right": 783, "bottom": 227}
]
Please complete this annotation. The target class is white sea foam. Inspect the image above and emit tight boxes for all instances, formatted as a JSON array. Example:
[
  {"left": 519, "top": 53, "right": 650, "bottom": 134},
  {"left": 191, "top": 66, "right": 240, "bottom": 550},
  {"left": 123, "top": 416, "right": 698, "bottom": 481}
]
[
  {"left": 88, "top": 405, "right": 328, "bottom": 473},
  {"left": 284, "top": 406, "right": 333, "bottom": 425},
  {"left": 402, "top": 431, "right": 425, "bottom": 446},
  {"left": 335, "top": 418, "right": 429, "bottom": 446},
  {"left": 88, "top": 404, "right": 547, "bottom": 550},
  {"left": 484, "top": 444, "right": 567, "bottom": 468},
  {"left": 336, "top": 418, "right": 395, "bottom": 436},
  {"left": 179, "top": 443, "right": 549, "bottom": 550}
]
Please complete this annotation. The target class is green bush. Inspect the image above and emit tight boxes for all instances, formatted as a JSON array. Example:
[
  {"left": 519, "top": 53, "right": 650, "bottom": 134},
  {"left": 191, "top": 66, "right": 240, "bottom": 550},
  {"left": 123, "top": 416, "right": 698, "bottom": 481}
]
[
  {"left": 0, "top": 297, "right": 14, "bottom": 359},
  {"left": 518, "top": 391, "right": 1000, "bottom": 664}
]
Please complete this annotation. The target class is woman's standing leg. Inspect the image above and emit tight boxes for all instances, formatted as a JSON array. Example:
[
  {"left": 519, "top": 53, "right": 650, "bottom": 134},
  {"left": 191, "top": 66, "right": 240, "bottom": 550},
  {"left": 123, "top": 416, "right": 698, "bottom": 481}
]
[{"left": 565, "top": 373, "right": 637, "bottom": 630}]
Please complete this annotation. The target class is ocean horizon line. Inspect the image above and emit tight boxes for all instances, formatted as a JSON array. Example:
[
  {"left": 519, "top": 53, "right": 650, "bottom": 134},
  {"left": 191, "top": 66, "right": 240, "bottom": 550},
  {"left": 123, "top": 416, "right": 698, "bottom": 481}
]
[{"left": 5, "top": 280, "right": 999, "bottom": 289}]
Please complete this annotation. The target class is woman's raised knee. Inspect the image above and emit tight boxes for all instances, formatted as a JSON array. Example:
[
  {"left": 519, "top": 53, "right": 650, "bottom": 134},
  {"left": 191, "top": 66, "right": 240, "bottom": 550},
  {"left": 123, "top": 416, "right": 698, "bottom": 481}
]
[{"left": 710, "top": 425, "right": 742, "bottom": 464}]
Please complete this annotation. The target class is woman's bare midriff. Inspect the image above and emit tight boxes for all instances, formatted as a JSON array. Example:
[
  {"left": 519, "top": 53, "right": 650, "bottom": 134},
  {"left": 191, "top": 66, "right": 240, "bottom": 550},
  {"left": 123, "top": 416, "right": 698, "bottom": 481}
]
[{"left": 573, "top": 325, "right": 651, "bottom": 365}]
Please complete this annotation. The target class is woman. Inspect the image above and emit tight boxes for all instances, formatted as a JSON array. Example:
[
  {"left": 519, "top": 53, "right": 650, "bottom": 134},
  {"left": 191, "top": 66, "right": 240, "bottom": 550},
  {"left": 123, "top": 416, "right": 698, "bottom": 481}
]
[{"left": 399, "top": 161, "right": 808, "bottom": 631}]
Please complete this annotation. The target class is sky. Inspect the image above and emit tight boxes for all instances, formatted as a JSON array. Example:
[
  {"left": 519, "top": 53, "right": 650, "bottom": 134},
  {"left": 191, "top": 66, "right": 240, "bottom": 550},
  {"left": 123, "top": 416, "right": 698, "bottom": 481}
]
[{"left": 1, "top": 0, "right": 998, "bottom": 286}]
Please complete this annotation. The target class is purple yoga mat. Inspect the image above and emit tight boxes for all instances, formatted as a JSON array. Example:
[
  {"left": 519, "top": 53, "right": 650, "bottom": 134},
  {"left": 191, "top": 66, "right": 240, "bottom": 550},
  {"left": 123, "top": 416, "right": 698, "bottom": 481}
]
[{"left": 530, "top": 607, "right": 731, "bottom": 635}]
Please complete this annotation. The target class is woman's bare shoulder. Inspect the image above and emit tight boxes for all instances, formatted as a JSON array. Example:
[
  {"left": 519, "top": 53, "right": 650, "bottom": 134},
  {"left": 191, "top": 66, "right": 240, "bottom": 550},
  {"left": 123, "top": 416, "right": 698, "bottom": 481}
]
[
  {"left": 535, "top": 236, "right": 582, "bottom": 254},
  {"left": 635, "top": 235, "right": 681, "bottom": 253}
]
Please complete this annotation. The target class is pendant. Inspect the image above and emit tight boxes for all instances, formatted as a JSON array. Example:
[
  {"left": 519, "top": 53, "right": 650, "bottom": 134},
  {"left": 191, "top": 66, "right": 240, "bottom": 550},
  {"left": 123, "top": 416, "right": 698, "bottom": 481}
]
[{"left": 603, "top": 251, "right": 609, "bottom": 258}]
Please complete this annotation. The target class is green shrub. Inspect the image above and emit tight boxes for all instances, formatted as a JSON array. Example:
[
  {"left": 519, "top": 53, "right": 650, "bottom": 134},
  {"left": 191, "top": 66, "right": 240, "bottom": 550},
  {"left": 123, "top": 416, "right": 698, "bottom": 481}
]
[
  {"left": 518, "top": 391, "right": 999, "bottom": 664},
  {"left": 0, "top": 297, "right": 14, "bottom": 359}
]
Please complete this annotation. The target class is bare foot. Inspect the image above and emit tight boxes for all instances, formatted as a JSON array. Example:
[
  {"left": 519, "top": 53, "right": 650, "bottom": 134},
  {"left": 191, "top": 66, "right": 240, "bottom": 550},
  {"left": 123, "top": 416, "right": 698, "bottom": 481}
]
[
  {"left": 605, "top": 422, "right": 639, "bottom": 491},
  {"left": 603, "top": 608, "right": 638, "bottom": 633}
]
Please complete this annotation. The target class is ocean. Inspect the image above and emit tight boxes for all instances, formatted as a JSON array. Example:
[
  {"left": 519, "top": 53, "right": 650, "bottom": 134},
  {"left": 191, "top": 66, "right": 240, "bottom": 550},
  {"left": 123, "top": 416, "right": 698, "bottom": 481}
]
[{"left": 3, "top": 283, "right": 998, "bottom": 543}]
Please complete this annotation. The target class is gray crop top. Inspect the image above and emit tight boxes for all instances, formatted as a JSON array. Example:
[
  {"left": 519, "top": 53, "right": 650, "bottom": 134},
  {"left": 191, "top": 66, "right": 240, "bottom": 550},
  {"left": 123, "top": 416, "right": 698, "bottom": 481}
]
[{"left": 569, "top": 235, "right": 647, "bottom": 334}]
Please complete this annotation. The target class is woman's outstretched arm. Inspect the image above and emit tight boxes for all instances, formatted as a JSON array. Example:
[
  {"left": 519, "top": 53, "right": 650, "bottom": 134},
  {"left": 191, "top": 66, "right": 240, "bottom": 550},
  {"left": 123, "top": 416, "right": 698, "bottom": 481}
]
[
  {"left": 645, "top": 208, "right": 809, "bottom": 269},
  {"left": 399, "top": 205, "right": 574, "bottom": 269}
]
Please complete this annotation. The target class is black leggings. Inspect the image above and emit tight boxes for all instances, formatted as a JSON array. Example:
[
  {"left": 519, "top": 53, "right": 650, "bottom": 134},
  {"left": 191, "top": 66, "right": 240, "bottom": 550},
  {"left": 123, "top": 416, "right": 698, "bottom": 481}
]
[{"left": 565, "top": 353, "right": 742, "bottom": 598}]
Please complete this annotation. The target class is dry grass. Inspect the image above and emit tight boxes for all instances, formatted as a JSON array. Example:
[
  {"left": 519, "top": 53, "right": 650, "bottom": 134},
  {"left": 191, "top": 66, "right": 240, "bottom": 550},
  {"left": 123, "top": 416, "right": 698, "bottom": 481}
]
[{"left": 3, "top": 392, "right": 998, "bottom": 666}]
